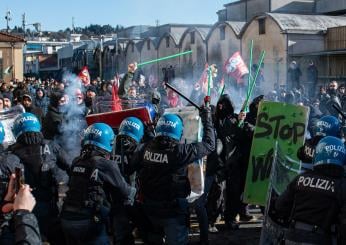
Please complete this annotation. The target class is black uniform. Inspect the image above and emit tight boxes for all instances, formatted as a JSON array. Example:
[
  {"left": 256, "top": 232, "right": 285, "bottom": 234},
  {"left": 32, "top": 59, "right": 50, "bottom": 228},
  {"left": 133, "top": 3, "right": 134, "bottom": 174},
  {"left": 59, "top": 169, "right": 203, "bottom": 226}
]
[
  {"left": 215, "top": 95, "right": 254, "bottom": 225},
  {"left": 10, "top": 139, "right": 68, "bottom": 242},
  {"left": 276, "top": 166, "right": 346, "bottom": 245},
  {"left": 128, "top": 107, "right": 215, "bottom": 244},
  {"left": 61, "top": 150, "right": 135, "bottom": 245}
]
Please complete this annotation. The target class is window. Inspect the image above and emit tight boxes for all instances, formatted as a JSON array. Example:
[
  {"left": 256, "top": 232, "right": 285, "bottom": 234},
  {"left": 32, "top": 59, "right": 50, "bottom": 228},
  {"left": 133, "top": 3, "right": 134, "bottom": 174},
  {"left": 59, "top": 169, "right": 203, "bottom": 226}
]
[
  {"left": 131, "top": 43, "right": 134, "bottom": 53},
  {"left": 220, "top": 26, "right": 226, "bottom": 40},
  {"left": 166, "top": 37, "right": 170, "bottom": 48},
  {"left": 190, "top": 32, "right": 195, "bottom": 44},
  {"left": 258, "top": 18, "right": 266, "bottom": 35},
  {"left": 147, "top": 40, "right": 150, "bottom": 50}
]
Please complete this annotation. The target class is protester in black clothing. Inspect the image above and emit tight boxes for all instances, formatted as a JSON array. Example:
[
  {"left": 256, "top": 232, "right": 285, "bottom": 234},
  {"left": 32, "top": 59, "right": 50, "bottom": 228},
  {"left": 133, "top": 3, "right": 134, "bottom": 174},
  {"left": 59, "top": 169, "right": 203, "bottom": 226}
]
[
  {"left": 215, "top": 94, "right": 254, "bottom": 229},
  {"left": 42, "top": 91, "right": 66, "bottom": 140}
]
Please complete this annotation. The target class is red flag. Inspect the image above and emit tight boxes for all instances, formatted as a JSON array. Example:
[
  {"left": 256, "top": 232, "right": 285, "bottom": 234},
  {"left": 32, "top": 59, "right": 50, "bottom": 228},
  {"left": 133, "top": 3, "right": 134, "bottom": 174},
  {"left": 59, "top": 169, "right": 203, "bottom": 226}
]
[
  {"left": 223, "top": 52, "right": 249, "bottom": 83},
  {"left": 198, "top": 64, "right": 209, "bottom": 95},
  {"left": 78, "top": 66, "right": 90, "bottom": 86},
  {"left": 111, "top": 82, "right": 122, "bottom": 111}
]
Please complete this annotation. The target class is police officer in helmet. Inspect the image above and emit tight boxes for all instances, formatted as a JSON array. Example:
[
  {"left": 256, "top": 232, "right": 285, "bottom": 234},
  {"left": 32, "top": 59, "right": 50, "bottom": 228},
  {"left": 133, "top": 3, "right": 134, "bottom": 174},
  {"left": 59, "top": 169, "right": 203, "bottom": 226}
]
[
  {"left": 298, "top": 115, "right": 341, "bottom": 171},
  {"left": 130, "top": 104, "right": 215, "bottom": 245},
  {"left": 9, "top": 112, "right": 68, "bottom": 243},
  {"left": 61, "top": 122, "right": 136, "bottom": 245},
  {"left": 112, "top": 117, "right": 144, "bottom": 245},
  {"left": 276, "top": 136, "right": 346, "bottom": 245}
]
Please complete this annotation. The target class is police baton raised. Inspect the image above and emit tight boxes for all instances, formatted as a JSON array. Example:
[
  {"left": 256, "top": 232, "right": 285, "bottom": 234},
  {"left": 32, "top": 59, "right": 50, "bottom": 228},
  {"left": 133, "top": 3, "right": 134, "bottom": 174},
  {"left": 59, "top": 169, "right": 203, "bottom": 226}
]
[
  {"left": 165, "top": 82, "right": 201, "bottom": 110},
  {"left": 332, "top": 104, "right": 346, "bottom": 120}
]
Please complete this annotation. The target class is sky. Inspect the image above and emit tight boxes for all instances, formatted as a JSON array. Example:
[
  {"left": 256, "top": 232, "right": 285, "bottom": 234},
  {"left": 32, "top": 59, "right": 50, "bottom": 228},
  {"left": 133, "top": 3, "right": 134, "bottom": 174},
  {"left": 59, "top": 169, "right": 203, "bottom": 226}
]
[{"left": 0, "top": 0, "right": 234, "bottom": 32}]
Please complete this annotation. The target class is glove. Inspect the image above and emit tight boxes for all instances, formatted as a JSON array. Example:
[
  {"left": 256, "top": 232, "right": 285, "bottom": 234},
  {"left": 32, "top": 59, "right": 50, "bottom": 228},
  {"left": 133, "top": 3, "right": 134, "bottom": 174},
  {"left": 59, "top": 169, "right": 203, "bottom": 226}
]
[
  {"left": 199, "top": 105, "right": 211, "bottom": 123},
  {"left": 124, "top": 187, "right": 136, "bottom": 206},
  {"left": 204, "top": 96, "right": 211, "bottom": 105}
]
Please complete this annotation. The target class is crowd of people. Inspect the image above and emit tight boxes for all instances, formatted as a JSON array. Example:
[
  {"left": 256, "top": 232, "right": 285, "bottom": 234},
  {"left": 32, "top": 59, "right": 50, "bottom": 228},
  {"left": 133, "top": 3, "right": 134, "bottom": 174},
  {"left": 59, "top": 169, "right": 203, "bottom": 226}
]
[{"left": 0, "top": 60, "right": 345, "bottom": 245}]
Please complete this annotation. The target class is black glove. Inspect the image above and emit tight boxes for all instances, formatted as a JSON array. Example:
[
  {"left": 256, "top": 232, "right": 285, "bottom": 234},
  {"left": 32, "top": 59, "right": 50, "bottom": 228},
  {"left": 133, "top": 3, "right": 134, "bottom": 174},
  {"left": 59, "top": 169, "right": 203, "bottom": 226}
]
[{"left": 199, "top": 105, "right": 211, "bottom": 123}]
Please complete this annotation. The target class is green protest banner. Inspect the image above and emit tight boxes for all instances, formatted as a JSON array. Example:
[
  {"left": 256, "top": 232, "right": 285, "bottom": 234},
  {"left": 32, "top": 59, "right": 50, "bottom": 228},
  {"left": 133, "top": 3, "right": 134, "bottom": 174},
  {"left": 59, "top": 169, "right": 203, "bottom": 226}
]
[{"left": 243, "top": 101, "right": 309, "bottom": 206}]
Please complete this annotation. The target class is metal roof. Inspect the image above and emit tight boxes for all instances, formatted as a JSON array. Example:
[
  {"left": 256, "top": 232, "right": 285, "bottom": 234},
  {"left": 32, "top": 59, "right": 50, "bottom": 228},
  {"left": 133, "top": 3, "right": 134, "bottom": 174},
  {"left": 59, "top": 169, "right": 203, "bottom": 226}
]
[
  {"left": 0, "top": 32, "right": 25, "bottom": 42},
  {"left": 225, "top": 21, "right": 246, "bottom": 36},
  {"left": 268, "top": 13, "right": 346, "bottom": 34}
]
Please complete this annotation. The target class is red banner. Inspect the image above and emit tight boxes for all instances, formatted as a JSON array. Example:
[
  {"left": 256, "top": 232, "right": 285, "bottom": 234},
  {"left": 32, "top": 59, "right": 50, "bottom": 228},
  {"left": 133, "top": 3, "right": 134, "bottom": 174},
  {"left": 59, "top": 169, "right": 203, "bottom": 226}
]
[
  {"left": 223, "top": 52, "right": 249, "bottom": 83},
  {"left": 78, "top": 66, "right": 90, "bottom": 86}
]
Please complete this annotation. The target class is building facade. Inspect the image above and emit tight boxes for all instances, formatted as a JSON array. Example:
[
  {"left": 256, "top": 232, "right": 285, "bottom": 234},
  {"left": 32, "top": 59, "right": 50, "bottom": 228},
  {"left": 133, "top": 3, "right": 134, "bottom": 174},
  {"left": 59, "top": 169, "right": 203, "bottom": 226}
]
[{"left": 0, "top": 32, "right": 25, "bottom": 83}]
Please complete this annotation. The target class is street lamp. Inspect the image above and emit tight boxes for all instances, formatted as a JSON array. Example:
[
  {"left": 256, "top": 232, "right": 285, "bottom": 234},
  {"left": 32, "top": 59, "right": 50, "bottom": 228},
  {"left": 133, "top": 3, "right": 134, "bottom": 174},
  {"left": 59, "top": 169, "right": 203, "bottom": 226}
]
[{"left": 22, "top": 13, "right": 41, "bottom": 39}]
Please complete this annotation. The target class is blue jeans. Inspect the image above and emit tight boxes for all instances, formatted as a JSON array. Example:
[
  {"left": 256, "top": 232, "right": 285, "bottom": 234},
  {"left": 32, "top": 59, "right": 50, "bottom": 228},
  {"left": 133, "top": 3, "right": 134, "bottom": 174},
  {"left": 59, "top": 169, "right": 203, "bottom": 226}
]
[
  {"left": 61, "top": 218, "right": 110, "bottom": 245},
  {"left": 147, "top": 215, "right": 188, "bottom": 245},
  {"left": 194, "top": 175, "right": 214, "bottom": 242},
  {"left": 144, "top": 198, "right": 189, "bottom": 245}
]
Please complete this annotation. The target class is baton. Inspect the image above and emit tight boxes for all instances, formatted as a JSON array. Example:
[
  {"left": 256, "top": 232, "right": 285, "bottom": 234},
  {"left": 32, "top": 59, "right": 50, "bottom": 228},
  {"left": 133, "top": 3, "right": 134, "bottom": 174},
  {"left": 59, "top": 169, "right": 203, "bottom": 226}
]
[
  {"left": 165, "top": 83, "right": 201, "bottom": 110},
  {"left": 332, "top": 104, "right": 346, "bottom": 120}
]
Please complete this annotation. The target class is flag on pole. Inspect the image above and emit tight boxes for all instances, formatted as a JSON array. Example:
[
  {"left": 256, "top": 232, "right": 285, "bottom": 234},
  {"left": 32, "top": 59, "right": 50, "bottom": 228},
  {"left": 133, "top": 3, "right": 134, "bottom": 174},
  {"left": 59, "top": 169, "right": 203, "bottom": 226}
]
[
  {"left": 78, "top": 66, "right": 90, "bottom": 86},
  {"left": 198, "top": 64, "right": 217, "bottom": 95},
  {"left": 111, "top": 80, "right": 122, "bottom": 112},
  {"left": 223, "top": 51, "right": 249, "bottom": 83},
  {"left": 198, "top": 64, "right": 209, "bottom": 95}
]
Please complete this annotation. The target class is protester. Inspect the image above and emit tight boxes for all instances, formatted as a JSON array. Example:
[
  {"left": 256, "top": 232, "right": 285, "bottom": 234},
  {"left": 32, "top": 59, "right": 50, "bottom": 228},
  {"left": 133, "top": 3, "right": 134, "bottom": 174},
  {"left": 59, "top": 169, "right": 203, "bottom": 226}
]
[{"left": 34, "top": 87, "right": 50, "bottom": 115}]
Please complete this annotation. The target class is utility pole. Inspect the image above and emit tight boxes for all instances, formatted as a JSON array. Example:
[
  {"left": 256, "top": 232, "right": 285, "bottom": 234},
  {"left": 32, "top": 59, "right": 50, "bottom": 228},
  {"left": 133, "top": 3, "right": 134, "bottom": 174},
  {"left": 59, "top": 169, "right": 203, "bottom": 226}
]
[
  {"left": 99, "top": 36, "right": 104, "bottom": 80},
  {"left": 72, "top": 17, "right": 75, "bottom": 33},
  {"left": 22, "top": 13, "right": 26, "bottom": 38},
  {"left": 5, "top": 10, "right": 12, "bottom": 33}
]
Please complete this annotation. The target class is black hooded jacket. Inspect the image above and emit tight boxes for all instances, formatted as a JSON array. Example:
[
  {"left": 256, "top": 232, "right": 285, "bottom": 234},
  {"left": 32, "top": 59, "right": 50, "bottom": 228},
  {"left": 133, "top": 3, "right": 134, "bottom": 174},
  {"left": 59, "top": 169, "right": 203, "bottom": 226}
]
[
  {"left": 215, "top": 94, "right": 254, "bottom": 168},
  {"left": 42, "top": 92, "right": 64, "bottom": 140}
]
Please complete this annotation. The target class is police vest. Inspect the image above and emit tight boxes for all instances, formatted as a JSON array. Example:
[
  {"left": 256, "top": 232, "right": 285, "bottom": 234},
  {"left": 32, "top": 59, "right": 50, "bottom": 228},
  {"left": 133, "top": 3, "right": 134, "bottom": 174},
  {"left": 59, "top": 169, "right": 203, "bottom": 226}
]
[
  {"left": 12, "top": 142, "right": 58, "bottom": 202},
  {"left": 64, "top": 156, "right": 108, "bottom": 218},
  {"left": 140, "top": 144, "right": 190, "bottom": 201},
  {"left": 290, "top": 172, "right": 345, "bottom": 231}
]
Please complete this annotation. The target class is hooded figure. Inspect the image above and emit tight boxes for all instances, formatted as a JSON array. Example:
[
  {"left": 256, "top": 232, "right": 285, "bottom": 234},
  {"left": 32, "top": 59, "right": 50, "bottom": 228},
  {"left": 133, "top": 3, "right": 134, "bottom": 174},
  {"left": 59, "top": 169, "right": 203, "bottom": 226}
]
[
  {"left": 215, "top": 94, "right": 255, "bottom": 229},
  {"left": 246, "top": 95, "right": 264, "bottom": 126},
  {"left": 42, "top": 91, "right": 65, "bottom": 140}
]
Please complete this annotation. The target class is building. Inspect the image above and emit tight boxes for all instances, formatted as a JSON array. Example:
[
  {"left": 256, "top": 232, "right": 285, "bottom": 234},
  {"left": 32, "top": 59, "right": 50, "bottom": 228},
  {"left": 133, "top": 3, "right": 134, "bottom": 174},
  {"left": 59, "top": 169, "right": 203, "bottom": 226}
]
[
  {"left": 24, "top": 40, "right": 69, "bottom": 77},
  {"left": 0, "top": 32, "right": 25, "bottom": 83},
  {"left": 241, "top": 13, "right": 346, "bottom": 91}
]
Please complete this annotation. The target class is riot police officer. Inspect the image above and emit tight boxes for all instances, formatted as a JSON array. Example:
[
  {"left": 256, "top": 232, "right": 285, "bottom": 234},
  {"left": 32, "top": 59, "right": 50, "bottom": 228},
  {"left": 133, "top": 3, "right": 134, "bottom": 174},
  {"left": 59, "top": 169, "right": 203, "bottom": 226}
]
[
  {"left": 0, "top": 121, "right": 23, "bottom": 245},
  {"left": 9, "top": 112, "right": 68, "bottom": 243},
  {"left": 276, "top": 136, "right": 346, "bottom": 245},
  {"left": 131, "top": 105, "right": 215, "bottom": 245},
  {"left": 297, "top": 115, "right": 340, "bottom": 171},
  {"left": 61, "top": 122, "right": 136, "bottom": 245},
  {"left": 112, "top": 117, "right": 144, "bottom": 245}
]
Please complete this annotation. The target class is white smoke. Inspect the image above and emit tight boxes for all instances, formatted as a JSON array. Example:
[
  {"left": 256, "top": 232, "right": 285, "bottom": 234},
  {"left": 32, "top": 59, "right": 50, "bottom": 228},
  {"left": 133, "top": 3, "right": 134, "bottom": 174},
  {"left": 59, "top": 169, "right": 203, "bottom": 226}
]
[{"left": 58, "top": 72, "right": 88, "bottom": 161}]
